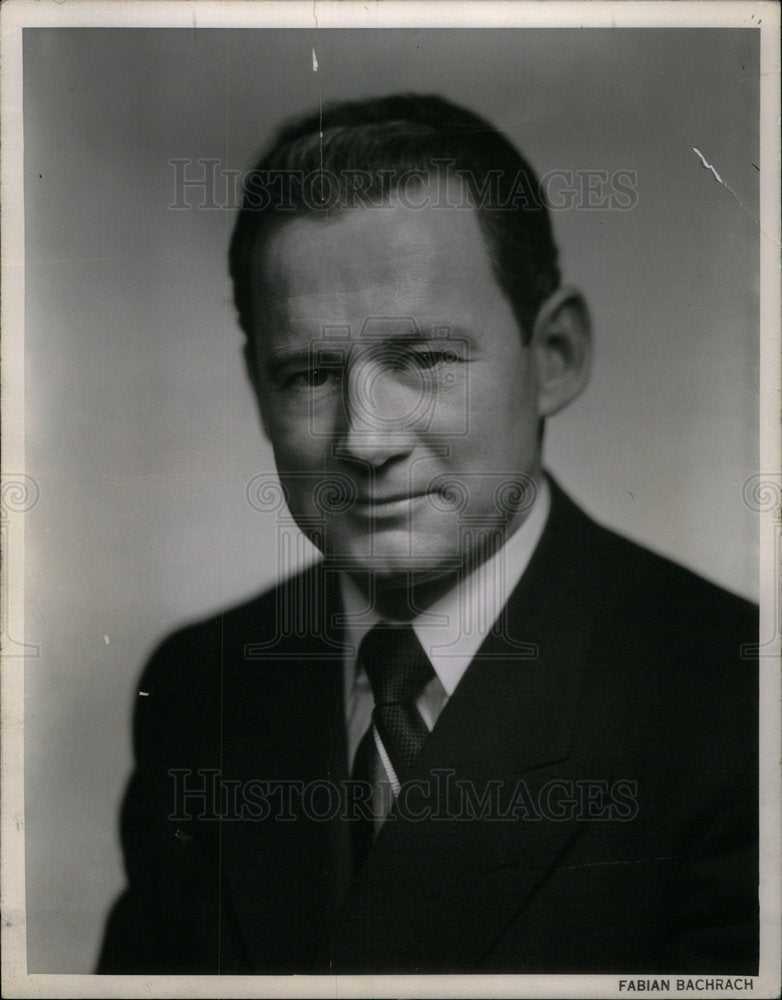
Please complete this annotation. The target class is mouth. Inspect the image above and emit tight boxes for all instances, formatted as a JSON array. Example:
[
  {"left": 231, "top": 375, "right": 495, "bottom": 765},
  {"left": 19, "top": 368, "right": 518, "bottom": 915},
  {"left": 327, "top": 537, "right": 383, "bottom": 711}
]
[{"left": 350, "top": 492, "right": 428, "bottom": 519}]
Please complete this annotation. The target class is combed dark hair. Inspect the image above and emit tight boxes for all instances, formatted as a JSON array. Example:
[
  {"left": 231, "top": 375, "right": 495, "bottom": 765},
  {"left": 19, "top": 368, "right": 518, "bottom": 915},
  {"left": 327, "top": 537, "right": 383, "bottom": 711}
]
[{"left": 229, "top": 93, "right": 560, "bottom": 355}]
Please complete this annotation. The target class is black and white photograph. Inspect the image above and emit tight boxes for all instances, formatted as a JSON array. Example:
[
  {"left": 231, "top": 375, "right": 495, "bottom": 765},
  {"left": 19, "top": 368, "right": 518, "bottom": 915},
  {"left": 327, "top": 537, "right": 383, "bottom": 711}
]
[{"left": 2, "top": 2, "right": 780, "bottom": 997}]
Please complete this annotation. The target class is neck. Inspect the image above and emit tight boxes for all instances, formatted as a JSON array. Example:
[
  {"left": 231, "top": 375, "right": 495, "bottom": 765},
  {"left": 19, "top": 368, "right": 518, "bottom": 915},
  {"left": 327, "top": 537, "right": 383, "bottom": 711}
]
[{"left": 352, "top": 570, "right": 462, "bottom": 621}]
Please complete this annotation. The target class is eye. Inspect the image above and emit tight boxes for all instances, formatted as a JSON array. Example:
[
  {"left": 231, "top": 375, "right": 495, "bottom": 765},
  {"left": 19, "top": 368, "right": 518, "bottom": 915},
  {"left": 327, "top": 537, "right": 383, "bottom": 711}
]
[
  {"left": 410, "top": 349, "right": 460, "bottom": 369},
  {"left": 286, "top": 366, "right": 341, "bottom": 389},
  {"left": 303, "top": 368, "right": 330, "bottom": 387}
]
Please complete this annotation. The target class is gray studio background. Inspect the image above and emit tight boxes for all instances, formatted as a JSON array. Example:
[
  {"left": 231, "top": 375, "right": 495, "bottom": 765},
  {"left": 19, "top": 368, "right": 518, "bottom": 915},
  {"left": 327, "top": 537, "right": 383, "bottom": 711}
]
[{"left": 23, "top": 28, "right": 759, "bottom": 971}]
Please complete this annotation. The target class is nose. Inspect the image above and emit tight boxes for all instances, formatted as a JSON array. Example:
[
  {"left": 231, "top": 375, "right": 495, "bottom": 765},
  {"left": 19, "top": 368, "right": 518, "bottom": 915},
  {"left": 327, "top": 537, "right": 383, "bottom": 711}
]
[{"left": 337, "top": 357, "right": 416, "bottom": 470}]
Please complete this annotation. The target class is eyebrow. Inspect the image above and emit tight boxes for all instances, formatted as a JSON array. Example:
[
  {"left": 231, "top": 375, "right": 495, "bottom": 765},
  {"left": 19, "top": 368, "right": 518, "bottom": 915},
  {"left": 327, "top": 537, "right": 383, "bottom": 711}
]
[
  {"left": 266, "top": 348, "right": 317, "bottom": 382},
  {"left": 265, "top": 328, "right": 477, "bottom": 382}
]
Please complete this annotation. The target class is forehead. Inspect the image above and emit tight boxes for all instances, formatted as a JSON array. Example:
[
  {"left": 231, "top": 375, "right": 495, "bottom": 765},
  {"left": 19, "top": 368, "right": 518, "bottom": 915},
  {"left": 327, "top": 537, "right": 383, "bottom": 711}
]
[{"left": 250, "top": 196, "right": 506, "bottom": 335}]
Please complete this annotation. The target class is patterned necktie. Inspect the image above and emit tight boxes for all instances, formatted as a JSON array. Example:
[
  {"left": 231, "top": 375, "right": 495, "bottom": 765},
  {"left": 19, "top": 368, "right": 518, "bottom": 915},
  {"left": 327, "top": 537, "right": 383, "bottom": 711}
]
[
  {"left": 360, "top": 622, "right": 436, "bottom": 785},
  {"left": 350, "top": 622, "right": 435, "bottom": 866}
]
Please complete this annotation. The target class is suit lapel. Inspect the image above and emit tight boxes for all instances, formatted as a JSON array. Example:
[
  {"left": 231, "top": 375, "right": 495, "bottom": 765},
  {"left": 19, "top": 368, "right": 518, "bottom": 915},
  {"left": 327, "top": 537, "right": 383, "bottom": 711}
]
[{"left": 328, "top": 483, "right": 610, "bottom": 971}]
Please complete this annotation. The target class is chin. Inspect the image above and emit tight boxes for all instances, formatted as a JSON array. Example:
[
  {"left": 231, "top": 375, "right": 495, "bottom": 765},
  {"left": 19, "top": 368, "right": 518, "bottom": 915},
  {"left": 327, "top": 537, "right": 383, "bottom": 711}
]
[{"left": 329, "top": 529, "right": 459, "bottom": 584}]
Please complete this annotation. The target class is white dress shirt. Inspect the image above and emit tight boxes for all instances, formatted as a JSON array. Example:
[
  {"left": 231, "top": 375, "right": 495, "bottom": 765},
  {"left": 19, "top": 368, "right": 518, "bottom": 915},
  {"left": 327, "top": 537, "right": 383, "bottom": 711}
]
[{"left": 341, "top": 477, "right": 551, "bottom": 773}]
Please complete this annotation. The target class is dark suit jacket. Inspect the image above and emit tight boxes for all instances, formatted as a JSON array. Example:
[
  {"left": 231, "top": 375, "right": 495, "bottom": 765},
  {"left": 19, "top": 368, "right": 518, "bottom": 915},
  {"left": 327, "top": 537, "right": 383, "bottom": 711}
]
[{"left": 98, "top": 481, "right": 758, "bottom": 975}]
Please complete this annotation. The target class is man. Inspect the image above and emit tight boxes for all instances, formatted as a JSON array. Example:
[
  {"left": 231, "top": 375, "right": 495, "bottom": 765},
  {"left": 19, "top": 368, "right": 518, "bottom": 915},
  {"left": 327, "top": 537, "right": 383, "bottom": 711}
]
[{"left": 98, "top": 94, "right": 758, "bottom": 975}]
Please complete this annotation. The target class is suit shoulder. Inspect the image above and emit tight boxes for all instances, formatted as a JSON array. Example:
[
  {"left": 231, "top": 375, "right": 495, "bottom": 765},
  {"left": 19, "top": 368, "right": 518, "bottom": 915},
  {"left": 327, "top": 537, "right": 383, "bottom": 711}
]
[
  {"left": 546, "top": 500, "right": 758, "bottom": 779},
  {"left": 156, "top": 564, "right": 319, "bottom": 648},
  {"left": 547, "top": 484, "right": 757, "bottom": 708},
  {"left": 589, "top": 519, "right": 756, "bottom": 636},
  {"left": 548, "top": 477, "right": 755, "bottom": 621},
  {"left": 577, "top": 518, "right": 757, "bottom": 742},
  {"left": 134, "top": 564, "right": 323, "bottom": 711}
]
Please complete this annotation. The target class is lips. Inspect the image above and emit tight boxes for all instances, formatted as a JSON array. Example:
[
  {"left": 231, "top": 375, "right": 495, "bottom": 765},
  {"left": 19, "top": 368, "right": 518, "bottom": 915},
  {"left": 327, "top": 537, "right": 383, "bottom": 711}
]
[
  {"left": 350, "top": 492, "right": 428, "bottom": 517},
  {"left": 355, "top": 492, "right": 419, "bottom": 504}
]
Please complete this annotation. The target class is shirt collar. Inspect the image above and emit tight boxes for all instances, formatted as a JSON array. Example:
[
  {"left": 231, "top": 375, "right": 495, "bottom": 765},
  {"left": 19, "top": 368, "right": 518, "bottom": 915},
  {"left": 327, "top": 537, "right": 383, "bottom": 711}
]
[{"left": 340, "top": 476, "right": 551, "bottom": 696}]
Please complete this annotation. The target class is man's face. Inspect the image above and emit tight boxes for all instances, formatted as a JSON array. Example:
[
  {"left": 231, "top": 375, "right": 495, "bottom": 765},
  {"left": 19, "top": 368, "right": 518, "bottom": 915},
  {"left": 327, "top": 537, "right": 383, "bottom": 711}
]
[{"left": 249, "top": 194, "right": 544, "bottom": 595}]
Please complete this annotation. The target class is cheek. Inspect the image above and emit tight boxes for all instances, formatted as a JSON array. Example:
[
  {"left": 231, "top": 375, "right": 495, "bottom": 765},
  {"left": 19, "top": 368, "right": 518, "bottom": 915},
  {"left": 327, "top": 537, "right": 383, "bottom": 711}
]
[
  {"left": 469, "top": 359, "right": 537, "bottom": 438},
  {"left": 441, "top": 381, "right": 532, "bottom": 446},
  {"left": 435, "top": 388, "right": 538, "bottom": 488},
  {"left": 264, "top": 412, "right": 322, "bottom": 466}
]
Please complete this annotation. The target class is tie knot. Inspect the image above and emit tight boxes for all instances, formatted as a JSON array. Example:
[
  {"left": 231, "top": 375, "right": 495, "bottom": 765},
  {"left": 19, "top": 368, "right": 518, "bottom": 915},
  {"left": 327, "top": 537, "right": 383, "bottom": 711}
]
[{"left": 358, "top": 623, "right": 435, "bottom": 707}]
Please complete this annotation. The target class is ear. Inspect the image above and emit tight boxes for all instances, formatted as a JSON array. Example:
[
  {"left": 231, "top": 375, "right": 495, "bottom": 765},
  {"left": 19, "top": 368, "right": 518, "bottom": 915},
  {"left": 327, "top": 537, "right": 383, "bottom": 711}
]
[
  {"left": 530, "top": 286, "right": 592, "bottom": 418},
  {"left": 243, "top": 341, "right": 272, "bottom": 440}
]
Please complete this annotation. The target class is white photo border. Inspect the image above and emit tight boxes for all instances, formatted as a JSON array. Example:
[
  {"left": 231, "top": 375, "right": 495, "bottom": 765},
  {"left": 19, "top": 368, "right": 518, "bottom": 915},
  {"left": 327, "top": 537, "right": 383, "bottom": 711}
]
[{"left": 2, "top": 2, "right": 779, "bottom": 998}]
